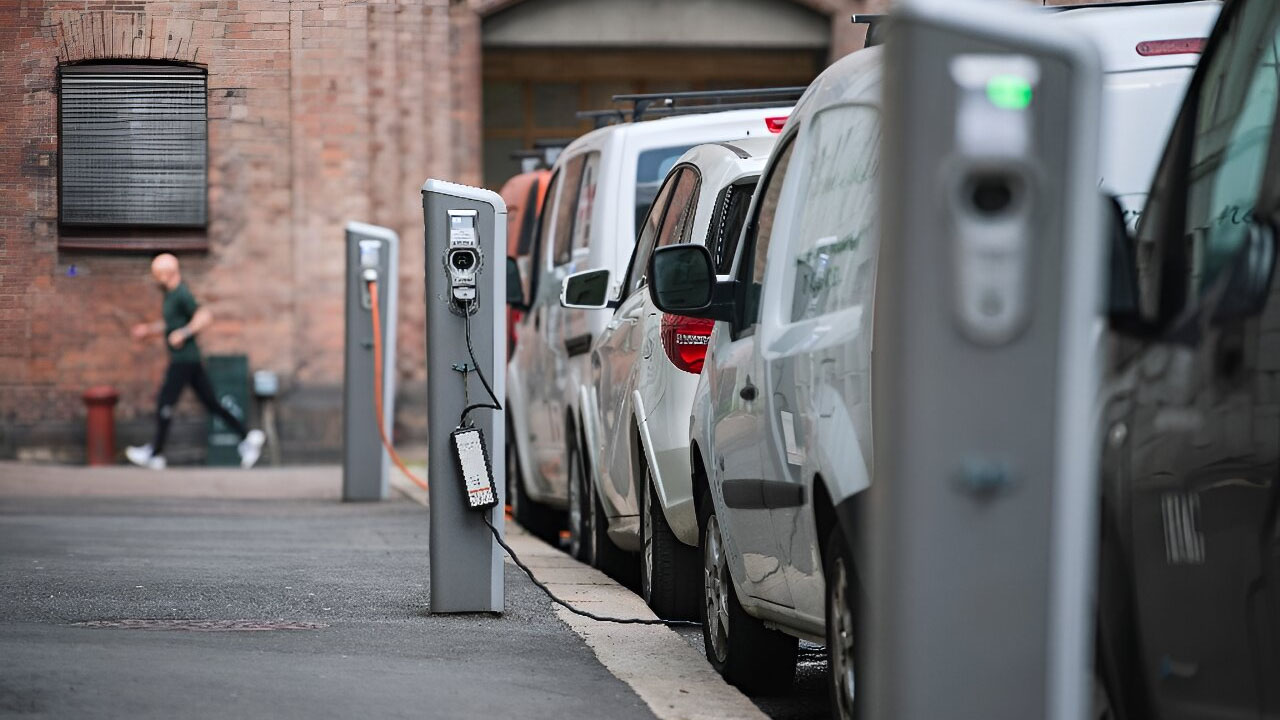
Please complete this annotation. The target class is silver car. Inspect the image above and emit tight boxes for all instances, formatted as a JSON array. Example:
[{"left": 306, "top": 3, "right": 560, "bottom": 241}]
[{"left": 559, "top": 138, "right": 777, "bottom": 617}]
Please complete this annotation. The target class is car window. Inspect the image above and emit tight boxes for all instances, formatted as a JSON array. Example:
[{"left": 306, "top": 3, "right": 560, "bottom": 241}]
[
  {"left": 529, "top": 170, "right": 560, "bottom": 299},
  {"left": 1137, "top": 4, "right": 1280, "bottom": 319},
  {"left": 553, "top": 154, "right": 586, "bottom": 266},
  {"left": 788, "top": 105, "right": 881, "bottom": 322},
  {"left": 706, "top": 178, "right": 758, "bottom": 275},
  {"left": 635, "top": 144, "right": 695, "bottom": 233},
  {"left": 656, "top": 167, "right": 699, "bottom": 250},
  {"left": 1185, "top": 8, "right": 1280, "bottom": 298},
  {"left": 740, "top": 135, "right": 798, "bottom": 328},
  {"left": 516, "top": 177, "right": 541, "bottom": 256},
  {"left": 571, "top": 153, "right": 600, "bottom": 253},
  {"left": 622, "top": 168, "right": 683, "bottom": 299}
]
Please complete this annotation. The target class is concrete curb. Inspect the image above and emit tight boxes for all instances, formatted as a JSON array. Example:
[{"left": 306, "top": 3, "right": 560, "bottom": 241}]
[{"left": 389, "top": 471, "right": 767, "bottom": 720}]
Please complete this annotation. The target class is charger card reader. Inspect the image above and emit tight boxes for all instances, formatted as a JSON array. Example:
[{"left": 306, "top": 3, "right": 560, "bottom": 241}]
[{"left": 451, "top": 426, "right": 497, "bottom": 510}]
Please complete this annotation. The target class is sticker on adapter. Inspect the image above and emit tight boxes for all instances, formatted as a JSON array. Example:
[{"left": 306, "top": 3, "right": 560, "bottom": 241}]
[{"left": 453, "top": 428, "right": 497, "bottom": 509}]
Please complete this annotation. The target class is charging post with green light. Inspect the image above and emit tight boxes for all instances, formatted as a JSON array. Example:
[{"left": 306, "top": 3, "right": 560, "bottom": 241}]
[{"left": 871, "top": 1, "right": 1104, "bottom": 719}]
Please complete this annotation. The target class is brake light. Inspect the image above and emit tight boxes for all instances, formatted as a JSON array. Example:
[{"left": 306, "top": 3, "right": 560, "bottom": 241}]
[
  {"left": 1136, "top": 38, "right": 1205, "bottom": 57},
  {"left": 765, "top": 116, "right": 788, "bottom": 134},
  {"left": 660, "top": 314, "right": 714, "bottom": 374}
]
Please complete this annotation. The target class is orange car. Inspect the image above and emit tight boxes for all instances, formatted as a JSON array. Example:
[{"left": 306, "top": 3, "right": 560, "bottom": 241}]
[{"left": 498, "top": 169, "right": 551, "bottom": 355}]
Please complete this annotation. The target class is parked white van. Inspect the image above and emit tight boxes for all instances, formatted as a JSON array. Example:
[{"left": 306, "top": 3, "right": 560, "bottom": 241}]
[
  {"left": 646, "top": 2, "right": 1219, "bottom": 715},
  {"left": 505, "top": 98, "right": 794, "bottom": 541}
]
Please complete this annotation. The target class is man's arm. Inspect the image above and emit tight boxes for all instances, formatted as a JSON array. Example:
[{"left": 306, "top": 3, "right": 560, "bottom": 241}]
[
  {"left": 131, "top": 320, "right": 165, "bottom": 340},
  {"left": 168, "top": 307, "right": 213, "bottom": 349}
]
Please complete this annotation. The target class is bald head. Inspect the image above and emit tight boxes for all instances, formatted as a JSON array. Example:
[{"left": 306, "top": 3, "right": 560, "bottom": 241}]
[{"left": 151, "top": 253, "right": 181, "bottom": 290}]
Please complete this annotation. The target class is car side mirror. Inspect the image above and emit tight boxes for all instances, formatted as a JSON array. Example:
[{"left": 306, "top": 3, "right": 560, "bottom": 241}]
[
  {"left": 560, "top": 268, "right": 612, "bottom": 310},
  {"left": 506, "top": 256, "right": 528, "bottom": 310},
  {"left": 648, "top": 244, "right": 736, "bottom": 322}
]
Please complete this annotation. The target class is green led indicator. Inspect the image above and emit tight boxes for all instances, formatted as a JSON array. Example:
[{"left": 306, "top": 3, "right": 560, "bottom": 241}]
[{"left": 986, "top": 75, "right": 1033, "bottom": 110}]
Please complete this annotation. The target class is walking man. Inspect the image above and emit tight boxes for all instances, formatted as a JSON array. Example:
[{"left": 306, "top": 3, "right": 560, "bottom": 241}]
[{"left": 126, "top": 254, "right": 265, "bottom": 470}]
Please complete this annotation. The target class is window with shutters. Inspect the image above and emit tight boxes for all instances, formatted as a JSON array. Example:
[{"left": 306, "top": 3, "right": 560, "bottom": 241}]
[{"left": 58, "top": 64, "right": 208, "bottom": 240}]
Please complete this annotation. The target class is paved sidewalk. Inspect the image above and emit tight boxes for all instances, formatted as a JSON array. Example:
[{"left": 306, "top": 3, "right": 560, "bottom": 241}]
[
  {"left": 0, "top": 461, "right": 343, "bottom": 500},
  {"left": 0, "top": 463, "right": 654, "bottom": 720}
]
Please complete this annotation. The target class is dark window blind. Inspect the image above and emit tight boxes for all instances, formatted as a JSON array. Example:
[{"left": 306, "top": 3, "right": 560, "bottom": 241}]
[{"left": 59, "top": 65, "right": 207, "bottom": 228}]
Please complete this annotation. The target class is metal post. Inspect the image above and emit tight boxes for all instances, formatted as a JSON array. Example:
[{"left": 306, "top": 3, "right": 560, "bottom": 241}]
[
  {"left": 422, "top": 179, "right": 507, "bottom": 614},
  {"left": 342, "top": 222, "right": 399, "bottom": 502},
  {"left": 870, "top": 1, "right": 1104, "bottom": 719}
]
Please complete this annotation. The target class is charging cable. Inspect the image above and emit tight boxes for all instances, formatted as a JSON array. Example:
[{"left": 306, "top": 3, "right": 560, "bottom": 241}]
[
  {"left": 449, "top": 299, "right": 695, "bottom": 627},
  {"left": 367, "top": 279, "right": 430, "bottom": 491},
  {"left": 481, "top": 514, "right": 699, "bottom": 627},
  {"left": 459, "top": 306, "right": 502, "bottom": 427}
]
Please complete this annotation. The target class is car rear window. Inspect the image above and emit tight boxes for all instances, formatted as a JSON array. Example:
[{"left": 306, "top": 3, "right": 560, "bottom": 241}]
[
  {"left": 635, "top": 145, "right": 695, "bottom": 235},
  {"left": 705, "top": 178, "right": 758, "bottom": 274}
]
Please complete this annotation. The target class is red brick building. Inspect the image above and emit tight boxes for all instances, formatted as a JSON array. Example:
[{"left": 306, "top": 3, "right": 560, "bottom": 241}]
[{"left": 0, "top": 0, "right": 886, "bottom": 463}]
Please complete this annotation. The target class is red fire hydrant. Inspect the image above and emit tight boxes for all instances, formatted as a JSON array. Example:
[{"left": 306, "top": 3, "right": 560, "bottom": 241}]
[{"left": 82, "top": 386, "right": 119, "bottom": 466}]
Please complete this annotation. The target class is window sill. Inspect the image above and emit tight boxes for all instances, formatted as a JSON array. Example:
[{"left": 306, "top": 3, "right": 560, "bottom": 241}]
[{"left": 58, "top": 227, "right": 209, "bottom": 253}]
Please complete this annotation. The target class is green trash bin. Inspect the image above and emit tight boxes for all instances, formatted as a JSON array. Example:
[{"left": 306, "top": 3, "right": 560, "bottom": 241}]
[{"left": 205, "top": 355, "right": 250, "bottom": 466}]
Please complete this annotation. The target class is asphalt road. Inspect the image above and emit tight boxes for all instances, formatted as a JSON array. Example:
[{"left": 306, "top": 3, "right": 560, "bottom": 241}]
[{"left": 0, "top": 495, "right": 655, "bottom": 720}]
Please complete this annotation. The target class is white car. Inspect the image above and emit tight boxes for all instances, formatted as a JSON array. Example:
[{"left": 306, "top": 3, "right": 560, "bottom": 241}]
[
  {"left": 558, "top": 138, "right": 776, "bottom": 617},
  {"left": 505, "top": 100, "right": 792, "bottom": 542},
  {"left": 646, "top": 1, "right": 1219, "bottom": 715}
]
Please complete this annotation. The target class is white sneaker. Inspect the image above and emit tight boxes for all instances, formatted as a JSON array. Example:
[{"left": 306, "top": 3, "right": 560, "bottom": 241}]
[
  {"left": 125, "top": 445, "right": 166, "bottom": 470},
  {"left": 239, "top": 429, "right": 266, "bottom": 469}
]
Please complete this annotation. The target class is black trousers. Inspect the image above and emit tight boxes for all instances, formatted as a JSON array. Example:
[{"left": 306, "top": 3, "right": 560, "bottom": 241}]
[{"left": 152, "top": 361, "right": 248, "bottom": 455}]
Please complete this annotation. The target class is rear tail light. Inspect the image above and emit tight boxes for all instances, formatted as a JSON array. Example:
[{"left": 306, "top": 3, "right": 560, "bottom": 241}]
[
  {"left": 660, "top": 314, "right": 714, "bottom": 374},
  {"left": 1136, "top": 38, "right": 1205, "bottom": 57},
  {"left": 765, "top": 116, "right": 788, "bottom": 134}
]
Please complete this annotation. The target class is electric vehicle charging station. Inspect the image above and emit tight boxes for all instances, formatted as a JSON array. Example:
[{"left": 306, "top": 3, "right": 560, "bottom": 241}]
[
  {"left": 870, "top": 1, "right": 1104, "bottom": 719},
  {"left": 422, "top": 179, "right": 507, "bottom": 614},
  {"left": 342, "top": 221, "right": 399, "bottom": 502}
]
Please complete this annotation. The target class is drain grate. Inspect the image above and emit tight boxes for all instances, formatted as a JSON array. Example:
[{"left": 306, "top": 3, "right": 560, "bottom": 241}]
[{"left": 72, "top": 619, "right": 327, "bottom": 632}]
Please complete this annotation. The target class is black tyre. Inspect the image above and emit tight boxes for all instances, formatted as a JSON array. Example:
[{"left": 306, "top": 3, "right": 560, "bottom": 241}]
[
  {"left": 699, "top": 489, "right": 797, "bottom": 695},
  {"left": 824, "top": 524, "right": 861, "bottom": 719},
  {"left": 508, "top": 423, "right": 562, "bottom": 545},
  {"left": 566, "top": 424, "right": 593, "bottom": 564},
  {"left": 640, "top": 459, "right": 699, "bottom": 620}
]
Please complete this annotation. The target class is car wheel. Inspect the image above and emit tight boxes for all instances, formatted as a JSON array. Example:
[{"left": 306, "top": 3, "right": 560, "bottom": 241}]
[
  {"left": 640, "top": 459, "right": 699, "bottom": 620},
  {"left": 566, "top": 427, "right": 593, "bottom": 564},
  {"left": 508, "top": 425, "right": 563, "bottom": 545},
  {"left": 699, "top": 489, "right": 797, "bottom": 695},
  {"left": 825, "top": 525, "right": 861, "bottom": 720}
]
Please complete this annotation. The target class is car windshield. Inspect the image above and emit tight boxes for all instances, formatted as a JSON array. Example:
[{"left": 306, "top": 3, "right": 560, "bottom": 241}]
[{"left": 634, "top": 145, "right": 695, "bottom": 236}]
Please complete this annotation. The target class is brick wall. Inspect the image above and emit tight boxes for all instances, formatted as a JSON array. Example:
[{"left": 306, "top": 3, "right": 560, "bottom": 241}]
[
  {"left": 0, "top": 0, "right": 468, "bottom": 463},
  {"left": 0, "top": 0, "right": 884, "bottom": 464}
]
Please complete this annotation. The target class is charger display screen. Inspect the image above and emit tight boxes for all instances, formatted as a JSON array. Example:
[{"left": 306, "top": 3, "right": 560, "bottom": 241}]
[{"left": 449, "top": 212, "right": 478, "bottom": 246}]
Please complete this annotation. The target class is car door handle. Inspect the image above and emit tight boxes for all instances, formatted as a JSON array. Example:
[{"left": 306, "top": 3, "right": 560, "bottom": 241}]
[{"left": 740, "top": 383, "right": 758, "bottom": 401}]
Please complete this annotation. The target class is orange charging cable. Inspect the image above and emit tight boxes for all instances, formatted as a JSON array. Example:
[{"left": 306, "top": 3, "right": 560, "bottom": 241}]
[{"left": 367, "top": 280, "right": 429, "bottom": 491}]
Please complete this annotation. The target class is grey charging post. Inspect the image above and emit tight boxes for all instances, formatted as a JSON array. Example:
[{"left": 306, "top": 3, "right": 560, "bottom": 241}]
[
  {"left": 342, "top": 221, "right": 399, "bottom": 502},
  {"left": 870, "top": 1, "right": 1103, "bottom": 719},
  {"left": 422, "top": 179, "right": 507, "bottom": 614}
]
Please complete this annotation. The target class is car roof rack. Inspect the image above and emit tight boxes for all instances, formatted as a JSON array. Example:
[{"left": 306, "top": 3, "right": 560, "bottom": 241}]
[
  {"left": 1043, "top": 0, "right": 1209, "bottom": 8},
  {"left": 510, "top": 140, "right": 571, "bottom": 170},
  {"left": 852, "top": 14, "right": 889, "bottom": 47},
  {"left": 576, "top": 109, "right": 628, "bottom": 129},
  {"left": 575, "top": 86, "right": 806, "bottom": 126}
]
